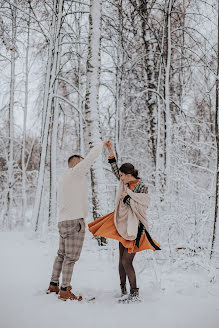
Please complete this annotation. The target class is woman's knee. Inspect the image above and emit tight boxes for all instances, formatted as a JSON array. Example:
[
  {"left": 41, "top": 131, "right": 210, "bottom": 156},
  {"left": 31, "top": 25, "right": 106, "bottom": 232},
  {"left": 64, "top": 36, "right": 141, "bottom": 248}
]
[
  {"left": 122, "top": 256, "right": 131, "bottom": 269},
  {"left": 122, "top": 253, "right": 135, "bottom": 267}
]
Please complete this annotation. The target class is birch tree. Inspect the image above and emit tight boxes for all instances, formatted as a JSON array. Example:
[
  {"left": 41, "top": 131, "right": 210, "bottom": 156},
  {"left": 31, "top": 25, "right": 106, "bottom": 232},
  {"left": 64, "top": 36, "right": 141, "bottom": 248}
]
[
  {"left": 0, "top": 0, "right": 218, "bottom": 265},
  {"left": 21, "top": 2, "right": 31, "bottom": 223},
  {"left": 211, "top": 0, "right": 219, "bottom": 261},
  {"left": 163, "top": 0, "right": 173, "bottom": 193},
  {"left": 5, "top": 2, "right": 17, "bottom": 228},
  {"left": 85, "top": 0, "right": 108, "bottom": 243},
  {"left": 32, "top": 0, "right": 64, "bottom": 231}
]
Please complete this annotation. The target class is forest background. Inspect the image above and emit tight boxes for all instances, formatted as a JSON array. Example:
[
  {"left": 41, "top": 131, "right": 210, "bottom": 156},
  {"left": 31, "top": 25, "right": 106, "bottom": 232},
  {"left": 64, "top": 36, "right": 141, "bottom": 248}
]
[{"left": 0, "top": 0, "right": 219, "bottom": 275}]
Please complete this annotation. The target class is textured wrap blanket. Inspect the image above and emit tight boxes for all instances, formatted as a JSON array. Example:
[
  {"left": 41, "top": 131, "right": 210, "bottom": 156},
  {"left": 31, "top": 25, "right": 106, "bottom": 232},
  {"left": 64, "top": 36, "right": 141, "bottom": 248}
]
[{"left": 114, "top": 181, "right": 151, "bottom": 240}]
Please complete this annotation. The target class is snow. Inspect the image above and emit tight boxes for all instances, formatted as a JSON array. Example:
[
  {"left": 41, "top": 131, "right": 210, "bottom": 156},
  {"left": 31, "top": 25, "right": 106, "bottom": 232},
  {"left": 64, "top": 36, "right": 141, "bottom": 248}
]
[{"left": 0, "top": 230, "right": 219, "bottom": 328}]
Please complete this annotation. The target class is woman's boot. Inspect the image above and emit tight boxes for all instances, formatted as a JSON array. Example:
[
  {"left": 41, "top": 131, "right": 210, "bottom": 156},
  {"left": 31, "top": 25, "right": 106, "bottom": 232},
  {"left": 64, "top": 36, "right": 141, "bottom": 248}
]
[
  {"left": 118, "top": 288, "right": 140, "bottom": 303},
  {"left": 120, "top": 283, "right": 127, "bottom": 297},
  {"left": 127, "top": 288, "right": 140, "bottom": 302}
]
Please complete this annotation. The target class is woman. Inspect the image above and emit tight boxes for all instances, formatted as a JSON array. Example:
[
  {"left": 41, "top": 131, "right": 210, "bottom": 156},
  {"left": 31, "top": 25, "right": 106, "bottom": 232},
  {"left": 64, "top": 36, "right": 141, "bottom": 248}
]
[{"left": 88, "top": 141, "right": 161, "bottom": 303}]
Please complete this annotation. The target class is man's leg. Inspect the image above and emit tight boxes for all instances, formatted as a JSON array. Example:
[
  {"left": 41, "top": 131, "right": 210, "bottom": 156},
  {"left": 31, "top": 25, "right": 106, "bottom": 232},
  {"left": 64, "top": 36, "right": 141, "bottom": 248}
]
[
  {"left": 50, "top": 229, "right": 65, "bottom": 283},
  {"left": 61, "top": 219, "right": 85, "bottom": 288},
  {"left": 47, "top": 223, "right": 65, "bottom": 294}
]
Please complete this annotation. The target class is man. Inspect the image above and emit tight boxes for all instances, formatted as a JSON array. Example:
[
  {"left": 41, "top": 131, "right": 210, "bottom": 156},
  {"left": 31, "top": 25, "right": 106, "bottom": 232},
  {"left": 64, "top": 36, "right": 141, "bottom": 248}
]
[{"left": 47, "top": 141, "right": 105, "bottom": 301}]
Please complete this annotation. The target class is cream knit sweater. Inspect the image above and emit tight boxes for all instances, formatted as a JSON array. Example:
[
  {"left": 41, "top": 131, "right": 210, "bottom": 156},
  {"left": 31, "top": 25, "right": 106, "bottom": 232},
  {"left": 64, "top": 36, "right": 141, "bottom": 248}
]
[{"left": 57, "top": 142, "right": 104, "bottom": 222}]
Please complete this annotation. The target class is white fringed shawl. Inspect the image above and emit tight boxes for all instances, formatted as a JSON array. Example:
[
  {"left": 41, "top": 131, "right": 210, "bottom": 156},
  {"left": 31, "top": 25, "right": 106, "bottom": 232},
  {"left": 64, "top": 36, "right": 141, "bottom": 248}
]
[{"left": 114, "top": 181, "right": 151, "bottom": 240}]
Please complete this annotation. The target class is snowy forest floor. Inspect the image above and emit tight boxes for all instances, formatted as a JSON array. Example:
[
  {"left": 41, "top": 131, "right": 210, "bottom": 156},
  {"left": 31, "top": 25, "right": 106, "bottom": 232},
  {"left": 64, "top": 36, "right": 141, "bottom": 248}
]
[{"left": 1, "top": 229, "right": 219, "bottom": 328}]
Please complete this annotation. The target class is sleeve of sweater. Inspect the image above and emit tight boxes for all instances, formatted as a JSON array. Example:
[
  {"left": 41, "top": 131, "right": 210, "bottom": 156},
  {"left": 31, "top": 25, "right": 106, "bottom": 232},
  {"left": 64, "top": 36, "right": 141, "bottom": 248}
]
[
  {"left": 108, "top": 156, "right": 120, "bottom": 181},
  {"left": 72, "top": 142, "right": 104, "bottom": 176}
]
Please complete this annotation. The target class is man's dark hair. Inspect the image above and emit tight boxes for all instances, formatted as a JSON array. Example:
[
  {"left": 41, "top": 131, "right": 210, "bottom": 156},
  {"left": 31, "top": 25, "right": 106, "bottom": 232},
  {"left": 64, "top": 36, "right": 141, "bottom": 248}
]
[{"left": 68, "top": 155, "right": 84, "bottom": 165}]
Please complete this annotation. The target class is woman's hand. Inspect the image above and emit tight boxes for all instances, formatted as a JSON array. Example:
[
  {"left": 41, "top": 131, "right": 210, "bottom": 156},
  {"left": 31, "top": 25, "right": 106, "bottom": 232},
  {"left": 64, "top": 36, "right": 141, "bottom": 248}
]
[
  {"left": 104, "top": 140, "right": 114, "bottom": 156},
  {"left": 104, "top": 140, "right": 112, "bottom": 149},
  {"left": 120, "top": 191, "right": 128, "bottom": 199}
]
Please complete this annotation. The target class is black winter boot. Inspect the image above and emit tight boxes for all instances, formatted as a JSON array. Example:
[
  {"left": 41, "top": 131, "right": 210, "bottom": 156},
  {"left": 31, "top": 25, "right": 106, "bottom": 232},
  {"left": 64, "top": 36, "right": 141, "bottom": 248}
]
[
  {"left": 118, "top": 288, "right": 141, "bottom": 303},
  {"left": 120, "top": 284, "right": 128, "bottom": 297}
]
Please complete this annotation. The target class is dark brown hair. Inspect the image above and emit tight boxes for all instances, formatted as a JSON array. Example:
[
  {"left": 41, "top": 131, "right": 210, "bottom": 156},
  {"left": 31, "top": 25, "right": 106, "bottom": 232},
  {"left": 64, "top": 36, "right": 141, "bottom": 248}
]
[
  {"left": 68, "top": 155, "right": 84, "bottom": 165},
  {"left": 119, "top": 163, "right": 140, "bottom": 179}
]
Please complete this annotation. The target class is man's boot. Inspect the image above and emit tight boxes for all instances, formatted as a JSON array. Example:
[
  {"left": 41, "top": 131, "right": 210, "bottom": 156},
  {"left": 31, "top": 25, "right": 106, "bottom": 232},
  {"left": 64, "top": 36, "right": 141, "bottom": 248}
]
[
  {"left": 46, "top": 281, "right": 59, "bottom": 294},
  {"left": 58, "top": 286, "right": 83, "bottom": 301}
]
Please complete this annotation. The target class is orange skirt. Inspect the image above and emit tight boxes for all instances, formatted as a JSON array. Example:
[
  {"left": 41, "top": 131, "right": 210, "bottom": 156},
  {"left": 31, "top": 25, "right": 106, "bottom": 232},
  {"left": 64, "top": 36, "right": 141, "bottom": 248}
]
[{"left": 88, "top": 212, "right": 161, "bottom": 254}]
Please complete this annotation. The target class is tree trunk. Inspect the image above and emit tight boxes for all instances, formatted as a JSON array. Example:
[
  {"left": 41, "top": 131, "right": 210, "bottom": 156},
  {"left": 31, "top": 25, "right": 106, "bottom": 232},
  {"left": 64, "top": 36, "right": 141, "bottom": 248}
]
[
  {"left": 32, "top": 0, "right": 64, "bottom": 231},
  {"left": 75, "top": 6, "right": 84, "bottom": 155},
  {"left": 139, "top": 4, "right": 157, "bottom": 167},
  {"left": 21, "top": 4, "right": 31, "bottom": 225},
  {"left": 164, "top": 0, "right": 173, "bottom": 192},
  {"left": 155, "top": 23, "right": 165, "bottom": 197},
  {"left": 5, "top": 3, "right": 17, "bottom": 229},
  {"left": 85, "top": 0, "right": 107, "bottom": 244},
  {"left": 48, "top": 74, "right": 60, "bottom": 229},
  {"left": 211, "top": 0, "right": 219, "bottom": 261}
]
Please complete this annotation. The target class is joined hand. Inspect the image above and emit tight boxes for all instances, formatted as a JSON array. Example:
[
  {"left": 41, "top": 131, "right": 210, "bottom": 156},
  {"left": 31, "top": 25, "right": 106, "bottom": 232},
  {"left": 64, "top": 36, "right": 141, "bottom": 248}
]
[{"left": 120, "top": 191, "right": 128, "bottom": 199}]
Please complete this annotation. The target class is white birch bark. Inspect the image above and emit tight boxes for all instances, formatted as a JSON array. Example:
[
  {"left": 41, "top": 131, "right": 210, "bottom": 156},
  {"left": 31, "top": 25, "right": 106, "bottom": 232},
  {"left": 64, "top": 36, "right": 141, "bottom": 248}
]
[
  {"left": 164, "top": 0, "right": 173, "bottom": 192},
  {"left": 85, "top": 0, "right": 108, "bottom": 224},
  {"left": 211, "top": 0, "right": 219, "bottom": 265},
  {"left": 114, "top": 3, "right": 124, "bottom": 159},
  {"left": 48, "top": 49, "right": 61, "bottom": 228},
  {"left": 32, "top": 0, "right": 64, "bottom": 231},
  {"left": 5, "top": 3, "right": 17, "bottom": 228},
  {"left": 21, "top": 5, "right": 30, "bottom": 224},
  {"left": 155, "top": 23, "right": 165, "bottom": 195},
  {"left": 141, "top": 21, "right": 157, "bottom": 166},
  {"left": 115, "top": 73, "right": 122, "bottom": 158},
  {"left": 75, "top": 5, "right": 84, "bottom": 155}
]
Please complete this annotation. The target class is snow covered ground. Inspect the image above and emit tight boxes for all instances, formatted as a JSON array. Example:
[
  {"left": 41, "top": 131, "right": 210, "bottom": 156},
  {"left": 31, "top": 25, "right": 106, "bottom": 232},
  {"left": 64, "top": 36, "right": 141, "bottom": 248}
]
[{"left": 0, "top": 229, "right": 219, "bottom": 328}]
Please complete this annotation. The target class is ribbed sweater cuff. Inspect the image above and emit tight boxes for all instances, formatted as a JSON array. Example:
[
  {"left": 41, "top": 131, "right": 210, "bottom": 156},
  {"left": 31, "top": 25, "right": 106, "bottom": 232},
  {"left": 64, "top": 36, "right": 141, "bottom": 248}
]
[{"left": 108, "top": 157, "right": 116, "bottom": 163}]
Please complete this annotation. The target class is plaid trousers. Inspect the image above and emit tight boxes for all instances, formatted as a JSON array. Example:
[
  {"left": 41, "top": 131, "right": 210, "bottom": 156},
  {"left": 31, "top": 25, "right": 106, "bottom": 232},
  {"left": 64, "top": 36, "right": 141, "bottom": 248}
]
[{"left": 51, "top": 218, "right": 85, "bottom": 288}]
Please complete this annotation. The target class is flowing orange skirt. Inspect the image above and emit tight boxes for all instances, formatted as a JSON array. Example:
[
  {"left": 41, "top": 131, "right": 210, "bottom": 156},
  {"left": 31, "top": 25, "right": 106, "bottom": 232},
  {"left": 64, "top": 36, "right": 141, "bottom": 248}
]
[{"left": 88, "top": 212, "right": 161, "bottom": 253}]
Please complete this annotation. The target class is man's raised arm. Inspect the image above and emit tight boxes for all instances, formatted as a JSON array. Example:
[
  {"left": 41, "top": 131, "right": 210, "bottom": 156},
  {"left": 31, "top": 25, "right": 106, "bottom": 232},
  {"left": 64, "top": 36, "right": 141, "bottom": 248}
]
[{"left": 73, "top": 142, "right": 104, "bottom": 176}]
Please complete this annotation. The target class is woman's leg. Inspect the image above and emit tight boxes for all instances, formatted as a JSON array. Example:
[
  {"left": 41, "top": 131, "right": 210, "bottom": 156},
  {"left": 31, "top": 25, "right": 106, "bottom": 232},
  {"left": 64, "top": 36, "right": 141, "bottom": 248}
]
[
  {"left": 119, "top": 242, "right": 126, "bottom": 286},
  {"left": 121, "top": 248, "right": 137, "bottom": 290}
]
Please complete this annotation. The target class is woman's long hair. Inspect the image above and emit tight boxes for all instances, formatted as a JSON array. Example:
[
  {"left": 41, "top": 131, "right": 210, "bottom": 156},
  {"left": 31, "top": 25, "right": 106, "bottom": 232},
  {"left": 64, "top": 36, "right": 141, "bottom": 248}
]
[{"left": 119, "top": 163, "right": 140, "bottom": 179}]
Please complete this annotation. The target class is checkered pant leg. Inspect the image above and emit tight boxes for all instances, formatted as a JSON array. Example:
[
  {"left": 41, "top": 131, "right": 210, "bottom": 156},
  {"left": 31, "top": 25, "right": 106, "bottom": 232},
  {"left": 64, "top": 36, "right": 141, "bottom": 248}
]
[
  {"left": 50, "top": 219, "right": 85, "bottom": 288},
  {"left": 50, "top": 235, "right": 65, "bottom": 283}
]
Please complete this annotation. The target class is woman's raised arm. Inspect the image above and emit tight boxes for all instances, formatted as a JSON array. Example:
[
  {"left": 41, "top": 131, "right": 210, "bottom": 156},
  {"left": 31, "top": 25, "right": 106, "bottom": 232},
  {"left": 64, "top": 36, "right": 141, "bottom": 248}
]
[{"left": 104, "top": 140, "right": 120, "bottom": 181}]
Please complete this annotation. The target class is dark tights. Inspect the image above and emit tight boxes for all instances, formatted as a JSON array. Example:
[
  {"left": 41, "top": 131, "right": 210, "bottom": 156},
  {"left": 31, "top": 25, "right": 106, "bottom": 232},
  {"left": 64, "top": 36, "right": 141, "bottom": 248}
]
[{"left": 119, "top": 242, "right": 137, "bottom": 290}]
